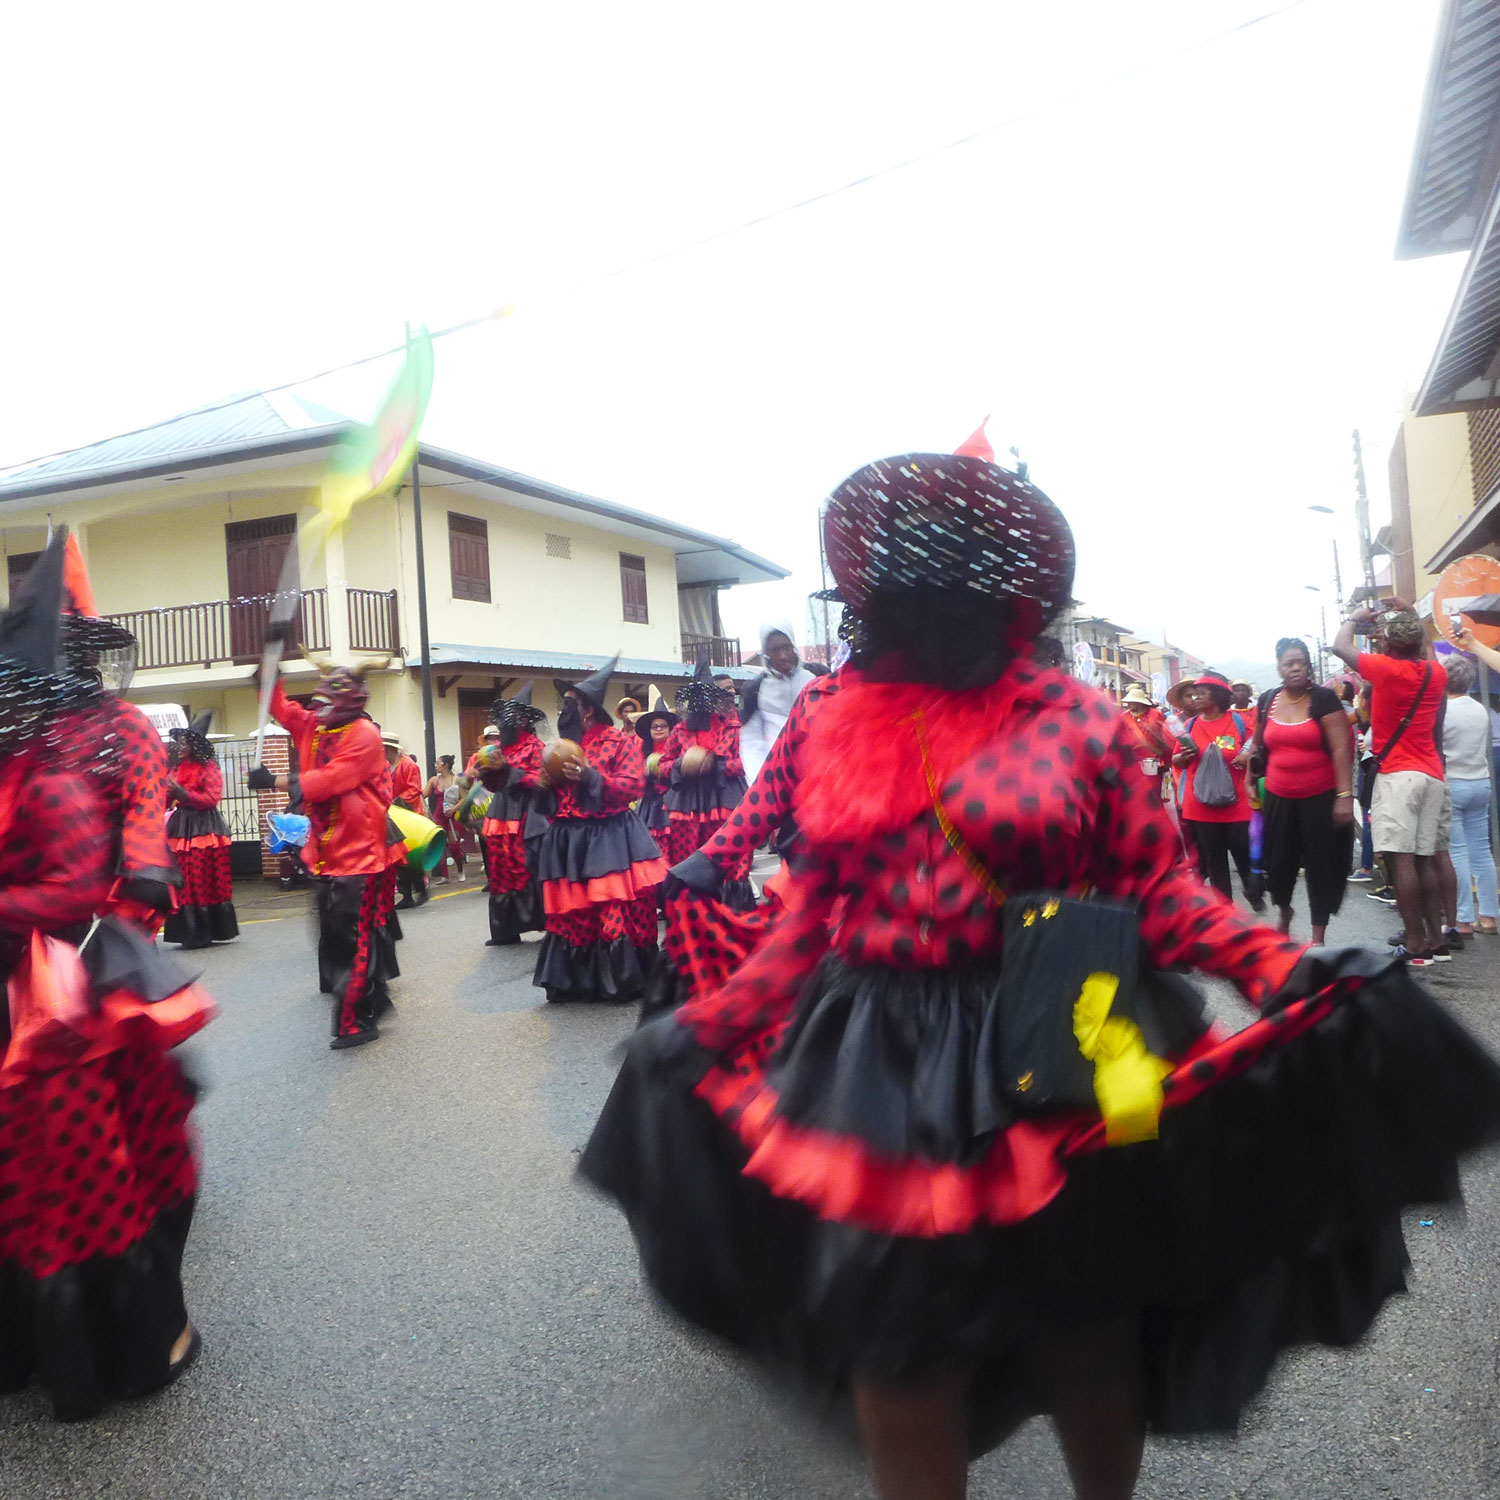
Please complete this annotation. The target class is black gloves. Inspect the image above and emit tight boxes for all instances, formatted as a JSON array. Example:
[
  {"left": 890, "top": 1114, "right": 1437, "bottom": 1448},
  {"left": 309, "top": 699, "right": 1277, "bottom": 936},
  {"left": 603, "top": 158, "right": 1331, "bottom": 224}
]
[{"left": 246, "top": 765, "right": 276, "bottom": 790}]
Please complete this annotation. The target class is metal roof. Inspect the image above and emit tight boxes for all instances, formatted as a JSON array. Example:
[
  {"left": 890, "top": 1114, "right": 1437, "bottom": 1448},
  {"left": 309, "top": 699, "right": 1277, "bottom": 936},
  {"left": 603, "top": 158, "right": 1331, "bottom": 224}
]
[
  {"left": 1416, "top": 171, "right": 1500, "bottom": 412},
  {"left": 0, "top": 392, "right": 347, "bottom": 495},
  {"left": 1398, "top": 0, "right": 1500, "bottom": 259},
  {"left": 410, "top": 643, "right": 757, "bottom": 681}
]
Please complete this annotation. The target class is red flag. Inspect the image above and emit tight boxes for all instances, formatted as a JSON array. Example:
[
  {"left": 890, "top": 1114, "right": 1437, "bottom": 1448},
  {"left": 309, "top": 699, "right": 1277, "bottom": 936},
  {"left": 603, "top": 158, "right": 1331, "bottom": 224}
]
[
  {"left": 62, "top": 530, "right": 97, "bottom": 616},
  {"left": 954, "top": 418, "right": 994, "bottom": 462}
]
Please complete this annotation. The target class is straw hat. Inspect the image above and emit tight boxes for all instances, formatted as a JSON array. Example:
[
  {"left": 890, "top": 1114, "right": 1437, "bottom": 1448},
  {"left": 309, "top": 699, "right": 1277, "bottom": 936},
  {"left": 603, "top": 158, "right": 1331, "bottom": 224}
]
[{"left": 1121, "top": 685, "right": 1154, "bottom": 707}]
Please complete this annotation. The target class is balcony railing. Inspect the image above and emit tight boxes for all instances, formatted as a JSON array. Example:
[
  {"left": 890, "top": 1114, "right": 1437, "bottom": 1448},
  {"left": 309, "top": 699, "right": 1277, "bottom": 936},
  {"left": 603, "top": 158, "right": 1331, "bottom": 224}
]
[
  {"left": 348, "top": 588, "right": 400, "bottom": 654},
  {"left": 107, "top": 590, "right": 342, "bottom": 671},
  {"left": 681, "top": 632, "right": 742, "bottom": 668}
]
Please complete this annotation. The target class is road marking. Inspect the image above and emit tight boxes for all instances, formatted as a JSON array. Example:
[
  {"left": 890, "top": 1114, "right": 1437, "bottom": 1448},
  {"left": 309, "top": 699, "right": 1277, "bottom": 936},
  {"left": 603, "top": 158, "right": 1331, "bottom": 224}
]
[{"left": 238, "top": 882, "right": 484, "bottom": 924}]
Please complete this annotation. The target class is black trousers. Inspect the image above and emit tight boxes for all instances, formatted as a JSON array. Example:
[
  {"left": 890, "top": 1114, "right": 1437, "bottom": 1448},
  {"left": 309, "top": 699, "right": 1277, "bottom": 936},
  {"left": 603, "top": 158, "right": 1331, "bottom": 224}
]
[
  {"left": 1183, "top": 818, "right": 1253, "bottom": 901},
  {"left": 1262, "top": 789, "right": 1353, "bottom": 927}
]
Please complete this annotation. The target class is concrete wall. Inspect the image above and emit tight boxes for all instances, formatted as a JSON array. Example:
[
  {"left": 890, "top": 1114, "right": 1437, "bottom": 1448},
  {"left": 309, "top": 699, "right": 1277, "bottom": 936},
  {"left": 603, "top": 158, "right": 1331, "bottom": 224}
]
[{"left": 1396, "top": 409, "right": 1475, "bottom": 600}]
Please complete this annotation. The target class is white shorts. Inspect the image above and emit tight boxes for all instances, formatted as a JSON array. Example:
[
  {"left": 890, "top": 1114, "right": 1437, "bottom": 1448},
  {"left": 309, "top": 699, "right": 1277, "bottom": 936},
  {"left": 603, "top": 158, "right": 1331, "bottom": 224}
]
[{"left": 1370, "top": 771, "right": 1452, "bottom": 857}]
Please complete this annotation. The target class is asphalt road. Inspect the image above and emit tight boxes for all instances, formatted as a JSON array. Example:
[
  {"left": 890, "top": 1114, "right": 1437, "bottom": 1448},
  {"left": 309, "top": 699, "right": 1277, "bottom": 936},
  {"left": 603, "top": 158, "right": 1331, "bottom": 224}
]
[{"left": 3, "top": 870, "right": 1500, "bottom": 1499}]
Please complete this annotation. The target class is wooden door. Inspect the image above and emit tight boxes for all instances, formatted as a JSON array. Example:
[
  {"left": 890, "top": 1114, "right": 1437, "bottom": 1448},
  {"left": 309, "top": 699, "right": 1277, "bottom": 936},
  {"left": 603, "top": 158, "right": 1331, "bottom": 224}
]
[{"left": 226, "top": 516, "right": 296, "bottom": 661}]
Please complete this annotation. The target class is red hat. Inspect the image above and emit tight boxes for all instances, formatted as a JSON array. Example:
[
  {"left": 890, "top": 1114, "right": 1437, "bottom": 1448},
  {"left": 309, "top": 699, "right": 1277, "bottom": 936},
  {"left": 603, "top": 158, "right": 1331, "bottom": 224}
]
[
  {"left": 1197, "top": 670, "right": 1232, "bottom": 691},
  {"left": 822, "top": 454, "right": 1074, "bottom": 640}
]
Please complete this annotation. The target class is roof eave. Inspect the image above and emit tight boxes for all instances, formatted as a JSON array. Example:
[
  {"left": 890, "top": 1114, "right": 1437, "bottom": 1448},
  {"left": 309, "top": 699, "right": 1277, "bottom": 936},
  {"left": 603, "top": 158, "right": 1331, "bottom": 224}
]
[{"left": 0, "top": 426, "right": 350, "bottom": 506}]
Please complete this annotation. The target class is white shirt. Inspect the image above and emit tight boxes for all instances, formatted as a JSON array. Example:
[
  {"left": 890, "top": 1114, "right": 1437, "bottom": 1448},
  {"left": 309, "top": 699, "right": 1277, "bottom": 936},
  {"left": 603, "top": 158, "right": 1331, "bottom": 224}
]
[
  {"left": 1444, "top": 695, "right": 1492, "bottom": 781},
  {"left": 741, "top": 665, "right": 815, "bottom": 782}
]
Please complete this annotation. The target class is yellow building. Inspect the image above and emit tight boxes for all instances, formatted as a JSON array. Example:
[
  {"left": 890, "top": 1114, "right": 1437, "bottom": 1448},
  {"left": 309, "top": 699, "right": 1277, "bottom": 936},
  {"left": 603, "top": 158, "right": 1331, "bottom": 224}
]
[
  {"left": 0, "top": 391, "right": 787, "bottom": 771},
  {"left": 1386, "top": 405, "right": 1483, "bottom": 606}
]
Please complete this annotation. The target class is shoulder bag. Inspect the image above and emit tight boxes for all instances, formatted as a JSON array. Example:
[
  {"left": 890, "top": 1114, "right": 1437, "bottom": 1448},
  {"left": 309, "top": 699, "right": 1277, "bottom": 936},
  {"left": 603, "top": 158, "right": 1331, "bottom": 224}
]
[{"left": 1358, "top": 663, "right": 1432, "bottom": 813}]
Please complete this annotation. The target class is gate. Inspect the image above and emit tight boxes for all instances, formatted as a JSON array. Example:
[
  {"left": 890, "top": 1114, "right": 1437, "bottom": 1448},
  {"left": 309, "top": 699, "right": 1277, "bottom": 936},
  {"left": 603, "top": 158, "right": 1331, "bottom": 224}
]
[{"left": 214, "top": 736, "right": 271, "bottom": 876}]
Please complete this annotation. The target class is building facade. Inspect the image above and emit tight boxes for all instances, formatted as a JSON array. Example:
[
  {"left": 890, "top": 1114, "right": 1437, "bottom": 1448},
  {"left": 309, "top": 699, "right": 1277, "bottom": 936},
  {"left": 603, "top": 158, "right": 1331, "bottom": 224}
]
[{"left": 0, "top": 391, "right": 787, "bottom": 788}]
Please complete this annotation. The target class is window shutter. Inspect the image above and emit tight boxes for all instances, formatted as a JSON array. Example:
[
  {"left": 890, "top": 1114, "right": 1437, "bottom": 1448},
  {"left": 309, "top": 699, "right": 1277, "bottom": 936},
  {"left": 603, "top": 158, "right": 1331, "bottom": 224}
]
[
  {"left": 620, "top": 553, "right": 648, "bottom": 624},
  {"left": 449, "top": 513, "right": 491, "bottom": 603}
]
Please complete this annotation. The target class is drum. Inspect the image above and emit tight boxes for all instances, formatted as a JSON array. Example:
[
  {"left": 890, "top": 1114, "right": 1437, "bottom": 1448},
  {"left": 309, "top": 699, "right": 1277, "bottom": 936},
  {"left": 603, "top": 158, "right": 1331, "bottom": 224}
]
[{"left": 388, "top": 804, "right": 448, "bottom": 872}]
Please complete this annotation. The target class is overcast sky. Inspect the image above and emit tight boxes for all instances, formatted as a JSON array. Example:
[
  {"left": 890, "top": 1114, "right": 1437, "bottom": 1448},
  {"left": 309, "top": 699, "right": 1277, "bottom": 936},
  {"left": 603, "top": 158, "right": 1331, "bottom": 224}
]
[{"left": 2, "top": 0, "right": 1467, "bottom": 670}]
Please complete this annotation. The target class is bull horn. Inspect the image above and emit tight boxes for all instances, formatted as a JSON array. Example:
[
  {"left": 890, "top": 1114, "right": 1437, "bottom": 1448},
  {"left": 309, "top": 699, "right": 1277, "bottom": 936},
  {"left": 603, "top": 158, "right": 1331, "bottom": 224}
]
[
  {"left": 304, "top": 649, "right": 336, "bottom": 673},
  {"left": 349, "top": 654, "right": 393, "bottom": 681}
]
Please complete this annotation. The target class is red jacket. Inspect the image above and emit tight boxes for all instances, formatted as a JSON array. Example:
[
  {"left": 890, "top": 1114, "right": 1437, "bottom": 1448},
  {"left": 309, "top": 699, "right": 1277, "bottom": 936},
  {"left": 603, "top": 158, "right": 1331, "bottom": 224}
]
[
  {"left": 391, "top": 755, "right": 423, "bottom": 813},
  {"left": 273, "top": 685, "right": 390, "bottom": 876},
  {"left": 657, "top": 715, "right": 745, "bottom": 781},
  {"left": 169, "top": 758, "right": 223, "bottom": 811}
]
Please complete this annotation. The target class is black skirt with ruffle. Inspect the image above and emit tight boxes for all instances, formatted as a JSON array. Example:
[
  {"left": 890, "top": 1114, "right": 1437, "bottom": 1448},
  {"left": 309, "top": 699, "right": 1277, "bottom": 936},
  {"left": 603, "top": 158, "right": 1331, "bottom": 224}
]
[
  {"left": 535, "top": 811, "right": 664, "bottom": 885},
  {"left": 580, "top": 947, "right": 1500, "bottom": 1446},
  {"left": 664, "top": 770, "right": 748, "bottom": 818},
  {"left": 166, "top": 806, "right": 230, "bottom": 841}
]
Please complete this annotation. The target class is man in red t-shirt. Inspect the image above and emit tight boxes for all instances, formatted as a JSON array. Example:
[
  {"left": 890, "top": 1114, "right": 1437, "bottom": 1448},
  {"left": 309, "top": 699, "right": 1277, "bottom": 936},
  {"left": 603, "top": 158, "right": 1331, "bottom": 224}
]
[{"left": 1332, "top": 605, "right": 1450, "bottom": 962}]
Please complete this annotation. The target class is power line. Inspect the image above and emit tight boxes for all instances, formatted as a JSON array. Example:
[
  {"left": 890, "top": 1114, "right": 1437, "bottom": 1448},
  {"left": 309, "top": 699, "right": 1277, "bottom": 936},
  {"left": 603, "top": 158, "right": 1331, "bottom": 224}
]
[{"left": 3, "top": 0, "right": 1320, "bottom": 478}]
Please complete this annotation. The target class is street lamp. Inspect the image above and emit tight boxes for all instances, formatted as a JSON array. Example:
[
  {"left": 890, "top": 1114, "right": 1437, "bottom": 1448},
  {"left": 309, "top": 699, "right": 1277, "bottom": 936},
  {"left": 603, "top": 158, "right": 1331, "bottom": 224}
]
[
  {"left": 1304, "top": 586, "right": 1328, "bottom": 680},
  {"left": 1307, "top": 505, "right": 1334, "bottom": 514}
]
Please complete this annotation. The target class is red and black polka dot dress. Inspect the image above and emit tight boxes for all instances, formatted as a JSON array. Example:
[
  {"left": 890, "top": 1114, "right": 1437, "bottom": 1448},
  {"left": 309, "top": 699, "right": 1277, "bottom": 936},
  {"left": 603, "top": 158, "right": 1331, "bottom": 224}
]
[
  {"left": 583, "top": 658, "right": 1500, "bottom": 1441},
  {"left": 656, "top": 714, "right": 748, "bottom": 866},
  {"left": 163, "top": 755, "right": 239, "bottom": 948},
  {"left": 532, "top": 723, "right": 668, "bottom": 1001},
  {"left": 0, "top": 747, "right": 213, "bottom": 1419},
  {"left": 478, "top": 729, "right": 547, "bottom": 944}
]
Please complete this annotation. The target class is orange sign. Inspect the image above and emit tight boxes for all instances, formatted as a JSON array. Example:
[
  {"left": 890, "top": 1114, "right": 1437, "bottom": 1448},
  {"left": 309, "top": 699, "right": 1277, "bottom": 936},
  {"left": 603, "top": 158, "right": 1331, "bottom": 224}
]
[{"left": 1434, "top": 553, "right": 1500, "bottom": 650}]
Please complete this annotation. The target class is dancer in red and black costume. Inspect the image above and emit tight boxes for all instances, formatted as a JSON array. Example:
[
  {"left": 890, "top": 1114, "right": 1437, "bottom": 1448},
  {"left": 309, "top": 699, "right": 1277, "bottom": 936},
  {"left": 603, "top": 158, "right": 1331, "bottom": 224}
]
[
  {"left": 0, "top": 532, "right": 214, "bottom": 1420},
  {"left": 583, "top": 454, "right": 1500, "bottom": 1500},
  {"left": 163, "top": 711, "right": 239, "bottom": 949},
  {"left": 533, "top": 657, "right": 668, "bottom": 1002},
  {"left": 473, "top": 682, "right": 551, "bottom": 946},
  {"left": 251, "top": 659, "right": 397, "bottom": 1049},
  {"left": 657, "top": 658, "right": 748, "bottom": 867},
  {"left": 633, "top": 699, "right": 677, "bottom": 846}
]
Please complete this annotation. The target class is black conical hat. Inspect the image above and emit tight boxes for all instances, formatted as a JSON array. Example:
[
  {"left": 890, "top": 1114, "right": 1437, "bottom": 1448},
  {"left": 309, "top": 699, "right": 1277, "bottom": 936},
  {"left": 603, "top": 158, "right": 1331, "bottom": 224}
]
[
  {"left": 188, "top": 710, "right": 213, "bottom": 737},
  {"left": 513, "top": 681, "right": 533, "bottom": 708},
  {"left": 555, "top": 654, "right": 619, "bottom": 720},
  {"left": 0, "top": 531, "right": 65, "bottom": 674}
]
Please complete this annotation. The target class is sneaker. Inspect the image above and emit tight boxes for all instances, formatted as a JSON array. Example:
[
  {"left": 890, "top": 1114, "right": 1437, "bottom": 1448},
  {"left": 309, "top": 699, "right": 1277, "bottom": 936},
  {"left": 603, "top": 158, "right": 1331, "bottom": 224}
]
[
  {"left": 1432, "top": 944, "right": 1454, "bottom": 962},
  {"left": 1366, "top": 887, "right": 1399, "bottom": 906},
  {"left": 1443, "top": 927, "right": 1467, "bottom": 951},
  {"left": 1392, "top": 945, "right": 1435, "bottom": 967},
  {"left": 1349, "top": 868, "right": 1375, "bottom": 883},
  {"left": 1387, "top": 931, "right": 1405, "bottom": 947},
  {"left": 457, "top": 868, "right": 467, "bottom": 882}
]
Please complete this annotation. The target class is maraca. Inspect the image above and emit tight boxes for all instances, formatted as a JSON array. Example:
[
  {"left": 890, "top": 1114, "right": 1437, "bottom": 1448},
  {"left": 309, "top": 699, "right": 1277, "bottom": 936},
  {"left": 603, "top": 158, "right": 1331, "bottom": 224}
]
[
  {"left": 679, "top": 746, "right": 716, "bottom": 778},
  {"left": 474, "top": 743, "right": 508, "bottom": 774},
  {"left": 645, "top": 751, "right": 661, "bottom": 777},
  {"left": 544, "top": 738, "right": 585, "bottom": 781}
]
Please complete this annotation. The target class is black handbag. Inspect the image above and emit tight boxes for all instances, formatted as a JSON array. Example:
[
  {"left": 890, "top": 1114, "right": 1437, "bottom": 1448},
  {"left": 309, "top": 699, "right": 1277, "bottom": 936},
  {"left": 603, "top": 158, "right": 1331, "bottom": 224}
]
[
  {"left": 911, "top": 709, "right": 1162, "bottom": 1134},
  {"left": 998, "top": 892, "right": 1143, "bottom": 1112}
]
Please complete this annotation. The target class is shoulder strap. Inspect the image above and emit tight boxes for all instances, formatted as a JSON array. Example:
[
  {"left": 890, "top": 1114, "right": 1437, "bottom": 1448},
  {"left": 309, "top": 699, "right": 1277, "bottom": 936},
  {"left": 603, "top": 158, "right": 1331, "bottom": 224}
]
[
  {"left": 1372, "top": 663, "right": 1433, "bottom": 768},
  {"left": 1185, "top": 714, "right": 1198, "bottom": 734},
  {"left": 1231, "top": 712, "right": 1246, "bottom": 741},
  {"left": 911, "top": 709, "right": 1006, "bottom": 907}
]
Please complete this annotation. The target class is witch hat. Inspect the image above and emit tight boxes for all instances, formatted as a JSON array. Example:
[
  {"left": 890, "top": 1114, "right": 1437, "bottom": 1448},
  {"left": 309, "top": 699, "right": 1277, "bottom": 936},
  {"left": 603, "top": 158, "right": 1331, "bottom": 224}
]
[
  {"left": 188, "top": 710, "right": 213, "bottom": 737},
  {"left": 634, "top": 695, "right": 680, "bottom": 745},
  {"left": 555, "top": 654, "right": 619, "bottom": 723},
  {"left": 0, "top": 530, "right": 66, "bottom": 673},
  {"left": 954, "top": 418, "right": 994, "bottom": 462},
  {"left": 513, "top": 681, "right": 534, "bottom": 707}
]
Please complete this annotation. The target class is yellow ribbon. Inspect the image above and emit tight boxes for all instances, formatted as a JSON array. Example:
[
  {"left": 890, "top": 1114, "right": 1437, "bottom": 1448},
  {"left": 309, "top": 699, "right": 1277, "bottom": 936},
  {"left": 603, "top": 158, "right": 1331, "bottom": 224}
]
[{"left": 1072, "top": 972, "right": 1173, "bottom": 1146}]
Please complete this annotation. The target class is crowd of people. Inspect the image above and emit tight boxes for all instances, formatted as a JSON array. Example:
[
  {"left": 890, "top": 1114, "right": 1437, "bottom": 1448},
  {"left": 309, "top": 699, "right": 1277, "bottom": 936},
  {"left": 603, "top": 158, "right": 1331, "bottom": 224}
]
[{"left": 13, "top": 452, "right": 1500, "bottom": 1500}]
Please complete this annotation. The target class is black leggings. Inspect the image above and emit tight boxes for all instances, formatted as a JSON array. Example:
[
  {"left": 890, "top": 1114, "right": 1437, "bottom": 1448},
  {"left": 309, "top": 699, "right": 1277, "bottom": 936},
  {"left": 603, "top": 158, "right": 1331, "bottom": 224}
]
[
  {"left": 1183, "top": 819, "right": 1253, "bottom": 901},
  {"left": 1262, "top": 788, "right": 1353, "bottom": 928}
]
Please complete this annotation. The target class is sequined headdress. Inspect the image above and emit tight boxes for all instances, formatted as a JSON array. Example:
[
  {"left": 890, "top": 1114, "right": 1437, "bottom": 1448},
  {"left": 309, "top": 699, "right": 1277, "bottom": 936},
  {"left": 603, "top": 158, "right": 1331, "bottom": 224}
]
[
  {"left": 822, "top": 454, "right": 1075, "bottom": 644},
  {"left": 490, "top": 680, "right": 547, "bottom": 734},
  {"left": 674, "top": 656, "right": 735, "bottom": 716}
]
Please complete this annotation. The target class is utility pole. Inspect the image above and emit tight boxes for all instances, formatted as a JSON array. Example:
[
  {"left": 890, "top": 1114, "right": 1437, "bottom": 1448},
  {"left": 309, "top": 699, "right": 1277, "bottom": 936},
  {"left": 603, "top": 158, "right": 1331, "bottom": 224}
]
[
  {"left": 409, "top": 459, "right": 438, "bottom": 775},
  {"left": 1353, "top": 429, "right": 1378, "bottom": 599},
  {"left": 1332, "top": 537, "right": 1344, "bottom": 613}
]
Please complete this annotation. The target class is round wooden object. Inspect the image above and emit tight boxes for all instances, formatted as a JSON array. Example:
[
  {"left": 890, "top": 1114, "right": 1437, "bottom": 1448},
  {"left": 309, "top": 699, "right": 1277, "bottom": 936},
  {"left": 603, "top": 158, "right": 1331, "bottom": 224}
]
[
  {"left": 679, "top": 746, "right": 716, "bottom": 778},
  {"left": 544, "top": 739, "right": 584, "bottom": 780}
]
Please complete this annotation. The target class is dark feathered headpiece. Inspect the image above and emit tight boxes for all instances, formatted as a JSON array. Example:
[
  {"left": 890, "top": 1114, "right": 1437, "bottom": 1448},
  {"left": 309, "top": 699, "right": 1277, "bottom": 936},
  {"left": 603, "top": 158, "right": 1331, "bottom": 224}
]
[
  {"left": 170, "top": 709, "right": 216, "bottom": 762},
  {"left": 674, "top": 656, "right": 735, "bottom": 716},
  {"left": 491, "top": 680, "right": 547, "bottom": 734}
]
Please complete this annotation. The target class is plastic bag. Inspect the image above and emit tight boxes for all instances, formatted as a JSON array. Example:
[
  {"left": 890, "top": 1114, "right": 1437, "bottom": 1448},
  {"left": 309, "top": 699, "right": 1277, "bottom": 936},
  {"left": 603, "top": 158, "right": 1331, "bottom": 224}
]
[{"left": 1192, "top": 744, "right": 1237, "bottom": 808}]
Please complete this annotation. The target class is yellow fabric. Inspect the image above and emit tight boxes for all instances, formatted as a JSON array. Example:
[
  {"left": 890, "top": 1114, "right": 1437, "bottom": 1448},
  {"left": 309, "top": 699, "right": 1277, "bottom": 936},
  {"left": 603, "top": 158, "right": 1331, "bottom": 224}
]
[{"left": 1072, "top": 972, "right": 1173, "bottom": 1146}]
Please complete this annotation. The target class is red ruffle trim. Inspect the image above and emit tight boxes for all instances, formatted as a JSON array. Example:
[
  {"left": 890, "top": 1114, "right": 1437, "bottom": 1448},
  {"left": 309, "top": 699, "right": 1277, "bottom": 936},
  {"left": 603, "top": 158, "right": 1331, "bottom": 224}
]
[
  {"left": 691, "top": 987, "right": 1344, "bottom": 1238},
  {"left": 542, "top": 857, "right": 669, "bottom": 915},
  {"left": 168, "top": 833, "right": 231, "bottom": 851},
  {"left": 482, "top": 818, "right": 523, "bottom": 836},
  {"left": 1, "top": 935, "right": 216, "bottom": 1086}
]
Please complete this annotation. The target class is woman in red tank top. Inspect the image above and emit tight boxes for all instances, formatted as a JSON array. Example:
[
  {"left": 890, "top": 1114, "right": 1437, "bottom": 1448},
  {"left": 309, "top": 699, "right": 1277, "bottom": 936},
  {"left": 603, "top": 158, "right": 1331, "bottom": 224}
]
[{"left": 1245, "top": 638, "right": 1355, "bottom": 943}]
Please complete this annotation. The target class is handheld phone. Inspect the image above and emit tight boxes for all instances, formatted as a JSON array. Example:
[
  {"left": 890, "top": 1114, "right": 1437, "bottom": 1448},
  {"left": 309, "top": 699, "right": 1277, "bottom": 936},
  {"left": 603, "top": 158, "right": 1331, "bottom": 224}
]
[{"left": 1450, "top": 611, "right": 1464, "bottom": 637}]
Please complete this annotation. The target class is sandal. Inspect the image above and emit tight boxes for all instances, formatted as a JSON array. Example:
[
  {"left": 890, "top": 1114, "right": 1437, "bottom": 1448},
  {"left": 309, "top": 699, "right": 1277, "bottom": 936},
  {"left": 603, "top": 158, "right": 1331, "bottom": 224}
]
[{"left": 1480, "top": 920, "right": 1499, "bottom": 935}]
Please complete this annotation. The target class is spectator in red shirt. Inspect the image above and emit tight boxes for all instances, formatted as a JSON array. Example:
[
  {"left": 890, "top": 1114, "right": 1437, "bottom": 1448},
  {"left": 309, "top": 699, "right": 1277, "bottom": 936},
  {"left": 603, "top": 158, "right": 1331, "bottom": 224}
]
[
  {"left": 1120, "top": 684, "right": 1174, "bottom": 801},
  {"left": 385, "top": 735, "right": 430, "bottom": 912},
  {"left": 1171, "top": 669, "right": 1266, "bottom": 909},
  {"left": 1230, "top": 678, "right": 1259, "bottom": 735},
  {"left": 1332, "top": 605, "right": 1450, "bottom": 964}
]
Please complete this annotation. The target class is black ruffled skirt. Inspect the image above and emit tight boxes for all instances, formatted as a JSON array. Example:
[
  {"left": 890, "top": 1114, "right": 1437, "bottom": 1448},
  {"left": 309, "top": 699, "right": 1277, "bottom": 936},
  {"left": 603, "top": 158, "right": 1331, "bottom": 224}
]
[
  {"left": 580, "top": 947, "right": 1500, "bottom": 1445},
  {"left": 664, "top": 771, "right": 748, "bottom": 818},
  {"left": 535, "top": 812, "right": 663, "bottom": 886}
]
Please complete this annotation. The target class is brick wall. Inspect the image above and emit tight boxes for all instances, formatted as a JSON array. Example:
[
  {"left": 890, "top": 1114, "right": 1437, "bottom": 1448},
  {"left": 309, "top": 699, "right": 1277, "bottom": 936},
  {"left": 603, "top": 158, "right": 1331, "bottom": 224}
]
[{"left": 256, "top": 734, "right": 292, "bottom": 880}]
